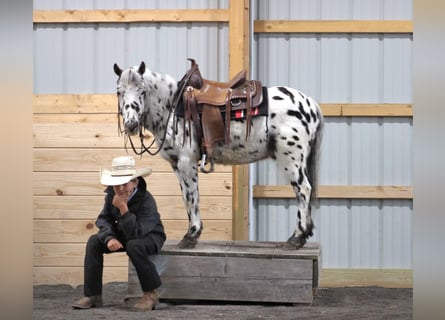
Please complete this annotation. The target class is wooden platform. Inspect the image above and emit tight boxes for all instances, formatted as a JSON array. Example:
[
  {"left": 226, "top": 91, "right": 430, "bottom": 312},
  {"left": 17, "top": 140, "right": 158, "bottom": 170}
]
[{"left": 127, "top": 240, "right": 321, "bottom": 304}]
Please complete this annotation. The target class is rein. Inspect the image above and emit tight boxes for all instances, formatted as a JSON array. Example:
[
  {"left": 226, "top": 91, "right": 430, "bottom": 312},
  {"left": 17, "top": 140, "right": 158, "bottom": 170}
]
[{"left": 118, "top": 107, "right": 173, "bottom": 157}]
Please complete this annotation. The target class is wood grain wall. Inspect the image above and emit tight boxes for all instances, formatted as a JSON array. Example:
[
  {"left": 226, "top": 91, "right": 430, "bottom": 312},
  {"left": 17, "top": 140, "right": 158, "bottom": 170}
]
[{"left": 33, "top": 95, "right": 234, "bottom": 285}]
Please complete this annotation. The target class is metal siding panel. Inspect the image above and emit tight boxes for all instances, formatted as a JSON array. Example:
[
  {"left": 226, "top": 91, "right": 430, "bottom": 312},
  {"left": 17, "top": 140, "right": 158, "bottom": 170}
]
[
  {"left": 64, "top": 25, "right": 96, "bottom": 92},
  {"left": 251, "top": 0, "right": 412, "bottom": 269},
  {"left": 383, "top": 35, "right": 412, "bottom": 103},
  {"left": 350, "top": 200, "right": 380, "bottom": 268},
  {"left": 383, "top": 0, "right": 413, "bottom": 19},
  {"left": 351, "top": 118, "right": 381, "bottom": 185},
  {"left": 34, "top": 26, "right": 65, "bottom": 93},
  {"left": 320, "top": 35, "right": 350, "bottom": 102},
  {"left": 95, "top": 25, "right": 126, "bottom": 93},
  {"left": 382, "top": 118, "right": 412, "bottom": 185},
  {"left": 382, "top": 200, "right": 412, "bottom": 268},
  {"left": 352, "top": 0, "right": 384, "bottom": 19},
  {"left": 320, "top": 0, "right": 352, "bottom": 19},
  {"left": 351, "top": 35, "right": 381, "bottom": 102},
  {"left": 317, "top": 200, "right": 350, "bottom": 268},
  {"left": 319, "top": 118, "right": 350, "bottom": 185}
]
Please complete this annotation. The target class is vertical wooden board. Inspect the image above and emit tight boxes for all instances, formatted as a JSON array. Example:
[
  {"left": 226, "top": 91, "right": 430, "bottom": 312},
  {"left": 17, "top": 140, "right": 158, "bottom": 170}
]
[{"left": 229, "top": 0, "right": 250, "bottom": 241}]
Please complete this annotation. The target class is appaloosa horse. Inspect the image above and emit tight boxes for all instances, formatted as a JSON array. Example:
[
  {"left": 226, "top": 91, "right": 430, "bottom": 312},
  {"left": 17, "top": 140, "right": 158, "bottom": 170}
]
[{"left": 113, "top": 60, "right": 323, "bottom": 250}]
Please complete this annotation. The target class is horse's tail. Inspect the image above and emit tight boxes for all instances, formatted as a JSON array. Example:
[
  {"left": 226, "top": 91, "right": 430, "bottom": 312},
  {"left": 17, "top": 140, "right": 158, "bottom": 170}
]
[{"left": 307, "top": 105, "right": 324, "bottom": 206}]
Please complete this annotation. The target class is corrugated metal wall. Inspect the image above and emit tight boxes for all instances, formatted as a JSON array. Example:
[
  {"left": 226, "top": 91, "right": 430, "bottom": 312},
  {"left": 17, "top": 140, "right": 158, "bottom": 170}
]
[
  {"left": 251, "top": 0, "right": 412, "bottom": 269},
  {"left": 34, "top": 0, "right": 229, "bottom": 94}
]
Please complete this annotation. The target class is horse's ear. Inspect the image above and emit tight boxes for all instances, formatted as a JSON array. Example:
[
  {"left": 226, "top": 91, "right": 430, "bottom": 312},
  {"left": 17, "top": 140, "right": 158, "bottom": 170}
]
[
  {"left": 138, "top": 61, "right": 146, "bottom": 75},
  {"left": 113, "top": 63, "right": 122, "bottom": 76}
]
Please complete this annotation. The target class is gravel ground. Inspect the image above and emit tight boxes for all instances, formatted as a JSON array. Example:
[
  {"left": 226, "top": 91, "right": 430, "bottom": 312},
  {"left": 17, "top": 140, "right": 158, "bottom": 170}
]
[{"left": 33, "top": 282, "right": 412, "bottom": 320}]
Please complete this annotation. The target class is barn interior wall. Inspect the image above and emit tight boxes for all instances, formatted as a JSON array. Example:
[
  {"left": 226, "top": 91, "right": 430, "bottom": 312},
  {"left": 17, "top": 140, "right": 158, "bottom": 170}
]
[{"left": 33, "top": 0, "right": 413, "bottom": 286}]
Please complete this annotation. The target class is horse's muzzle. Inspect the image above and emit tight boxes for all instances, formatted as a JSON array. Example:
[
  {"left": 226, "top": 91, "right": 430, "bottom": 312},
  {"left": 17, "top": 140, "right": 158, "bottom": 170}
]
[{"left": 124, "top": 120, "right": 140, "bottom": 136}]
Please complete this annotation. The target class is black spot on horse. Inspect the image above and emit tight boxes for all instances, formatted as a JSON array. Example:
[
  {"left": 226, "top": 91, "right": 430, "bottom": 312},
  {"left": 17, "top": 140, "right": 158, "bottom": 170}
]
[
  {"left": 271, "top": 113, "right": 276, "bottom": 118},
  {"left": 299, "top": 101, "right": 311, "bottom": 122},
  {"left": 277, "top": 87, "right": 296, "bottom": 104},
  {"left": 272, "top": 96, "right": 284, "bottom": 100},
  {"left": 288, "top": 109, "right": 303, "bottom": 120},
  {"left": 287, "top": 141, "right": 296, "bottom": 146}
]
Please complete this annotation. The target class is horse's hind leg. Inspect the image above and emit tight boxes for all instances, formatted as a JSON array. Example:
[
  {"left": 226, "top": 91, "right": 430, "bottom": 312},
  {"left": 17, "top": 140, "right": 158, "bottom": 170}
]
[
  {"left": 278, "top": 151, "right": 314, "bottom": 250},
  {"left": 173, "top": 158, "right": 203, "bottom": 249},
  {"left": 284, "top": 167, "right": 314, "bottom": 250}
]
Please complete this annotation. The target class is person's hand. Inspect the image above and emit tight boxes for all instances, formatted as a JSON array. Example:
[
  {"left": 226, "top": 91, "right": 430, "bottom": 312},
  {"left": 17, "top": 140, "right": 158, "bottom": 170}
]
[
  {"left": 107, "top": 238, "right": 123, "bottom": 252},
  {"left": 112, "top": 193, "right": 129, "bottom": 214}
]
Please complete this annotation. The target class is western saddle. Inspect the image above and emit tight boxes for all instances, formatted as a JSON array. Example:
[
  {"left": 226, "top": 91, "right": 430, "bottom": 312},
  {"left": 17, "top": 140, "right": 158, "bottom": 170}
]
[{"left": 174, "top": 59, "right": 264, "bottom": 173}]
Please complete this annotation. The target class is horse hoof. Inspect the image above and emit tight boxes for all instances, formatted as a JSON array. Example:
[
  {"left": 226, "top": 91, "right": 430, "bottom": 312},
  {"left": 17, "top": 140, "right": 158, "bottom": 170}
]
[
  {"left": 177, "top": 236, "right": 197, "bottom": 249},
  {"left": 282, "top": 237, "right": 306, "bottom": 250}
]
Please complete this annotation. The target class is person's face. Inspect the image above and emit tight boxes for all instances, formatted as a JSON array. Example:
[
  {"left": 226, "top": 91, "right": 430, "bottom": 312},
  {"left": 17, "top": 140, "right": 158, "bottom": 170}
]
[{"left": 112, "top": 179, "right": 138, "bottom": 198}]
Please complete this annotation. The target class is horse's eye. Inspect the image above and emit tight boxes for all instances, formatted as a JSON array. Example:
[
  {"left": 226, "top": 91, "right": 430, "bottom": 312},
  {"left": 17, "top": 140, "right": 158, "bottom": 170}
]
[{"left": 117, "top": 92, "right": 121, "bottom": 96}]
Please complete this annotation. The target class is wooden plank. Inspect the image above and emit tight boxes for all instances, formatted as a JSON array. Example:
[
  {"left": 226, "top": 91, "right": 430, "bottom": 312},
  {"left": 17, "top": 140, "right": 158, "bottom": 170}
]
[
  {"left": 33, "top": 266, "right": 128, "bottom": 286},
  {"left": 254, "top": 20, "right": 413, "bottom": 33},
  {"left": 161, "top": 240, "right": 320, "bottom": 259},
  {"left": 146, "top": 255, "right": 312, "bottom": 280},
  {"left": 229, "top": 0, "right": 250, "bottom": 241},
  {"left": 159, "top": 277, "right": 313, "bottom": 303},
  {"left": 33, "top": 243, "right": 127, "bottom": 267},
  {"left": 33, "top": 195, "right": 232, "bottom": 220},
  {"left": 320, "top": 268, "right": 413, "bottom": 288},
  {"left": 33, "top": 94, "right": 115, "bottom": 113},
  {"left": 253, "top": 185, "right": 413, "bottom": 200},
  {"left": 33, "top": 172, "right": 232, "bottom": 197},
  {"left": 33, "top": 123, "right": 125, "bottom": 148},
  {"left": 321, "top": 103, "right": 413, "bottom": 117},
  {"left": 33, "top": 113, "right": 118, "bottom": 123},
  {"left": 33, "top": 148, "right": 232, "bottom": 173},
  {"left": 34, "top": 94, "right": 413, "bottom": 117},
  {"left": 33, "top": 9, "right": 229, "bottom": 23},
  {"left": 33, "top": 220, "right": 232, "bottom": 243}
]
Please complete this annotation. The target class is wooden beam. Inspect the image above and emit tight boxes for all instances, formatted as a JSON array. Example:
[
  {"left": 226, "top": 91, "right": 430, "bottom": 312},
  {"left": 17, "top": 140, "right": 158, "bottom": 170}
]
[
  {"left": 320, "top": 268, "right": 412, "bottom": 288},
  {"left": 33, "top": 9, "right": 229, "bottom": 23},
  {"left": 254, "top": 20, "right": 413, "bottom": 34},
  {"left": 253, "top": 185, "right": 413, "bottom": 200},
  {"left": 229, "top": 0, "right": 250, "bottom": 241},
  {"left": 321, "top": 103, "right": 413, "bottom": 117},
  {"left": 33, "top": 94, "right": 413, "bottom": 117}
]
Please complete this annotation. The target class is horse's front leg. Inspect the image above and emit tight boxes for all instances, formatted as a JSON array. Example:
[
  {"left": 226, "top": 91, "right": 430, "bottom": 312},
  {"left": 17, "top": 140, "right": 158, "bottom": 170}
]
[{"left": 174, "top": 158, "right": 203, "bottom": 249}]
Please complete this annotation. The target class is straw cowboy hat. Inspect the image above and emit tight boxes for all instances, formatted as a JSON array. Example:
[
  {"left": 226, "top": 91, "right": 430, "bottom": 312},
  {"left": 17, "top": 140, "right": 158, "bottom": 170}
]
[{"left": 100, "top": 156, "right": 152, "bottom": 186}]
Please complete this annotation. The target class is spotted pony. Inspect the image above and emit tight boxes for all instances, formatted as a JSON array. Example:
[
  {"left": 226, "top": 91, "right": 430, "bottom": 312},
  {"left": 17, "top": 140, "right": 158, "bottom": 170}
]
[{"left": 113, "top": 61, "right": 323, "bottom": 250}]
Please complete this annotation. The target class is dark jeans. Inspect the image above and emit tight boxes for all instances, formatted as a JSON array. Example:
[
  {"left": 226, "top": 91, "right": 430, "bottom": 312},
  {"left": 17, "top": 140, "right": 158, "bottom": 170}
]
[{"left": 84, "top": 234, "right": 161, "bottom": 296}]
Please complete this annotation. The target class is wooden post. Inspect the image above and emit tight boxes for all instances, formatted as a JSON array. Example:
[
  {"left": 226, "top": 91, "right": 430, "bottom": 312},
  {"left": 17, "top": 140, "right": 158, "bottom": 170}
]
[{"left": 229, "top": 0, "right": 250, "bottom": 240}]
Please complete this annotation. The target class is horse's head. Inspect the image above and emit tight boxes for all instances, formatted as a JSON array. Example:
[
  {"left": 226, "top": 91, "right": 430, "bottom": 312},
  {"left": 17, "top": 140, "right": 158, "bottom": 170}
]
[{"left": 113, "top": 61, "right": 147, "bottom": 136}]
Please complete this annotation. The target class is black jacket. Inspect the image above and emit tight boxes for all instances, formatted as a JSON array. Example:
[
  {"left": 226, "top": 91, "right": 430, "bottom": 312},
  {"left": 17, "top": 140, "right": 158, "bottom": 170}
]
[{"left": 95, "top": 177, "right": 166, "bottom": 252}]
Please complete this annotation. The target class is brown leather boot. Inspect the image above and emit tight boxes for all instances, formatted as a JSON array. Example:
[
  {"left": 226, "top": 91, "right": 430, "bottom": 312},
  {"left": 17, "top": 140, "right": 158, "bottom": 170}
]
[
  {"left": 72, "top": 295, "right": 103, "bottom": 309},
  {"left": 133, "top": 290, "right": 159, "bottom": 311}
]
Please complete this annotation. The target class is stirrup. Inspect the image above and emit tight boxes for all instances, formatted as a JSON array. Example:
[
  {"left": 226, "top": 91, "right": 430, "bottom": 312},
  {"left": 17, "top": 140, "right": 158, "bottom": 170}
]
[{"left": 200, "top": 153, "right": 214, "bottom": 173}]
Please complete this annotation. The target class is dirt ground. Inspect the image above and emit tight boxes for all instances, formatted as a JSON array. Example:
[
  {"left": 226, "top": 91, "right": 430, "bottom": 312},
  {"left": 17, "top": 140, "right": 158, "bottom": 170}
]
[{"left": 33, "top": 282, "right": 412, "bottom": 320}]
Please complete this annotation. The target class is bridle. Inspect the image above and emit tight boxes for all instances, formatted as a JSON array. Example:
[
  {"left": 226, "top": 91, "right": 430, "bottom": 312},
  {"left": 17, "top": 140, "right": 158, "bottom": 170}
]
[{"left": 117, "top": 104, "right": 173, "bottom": 157}]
